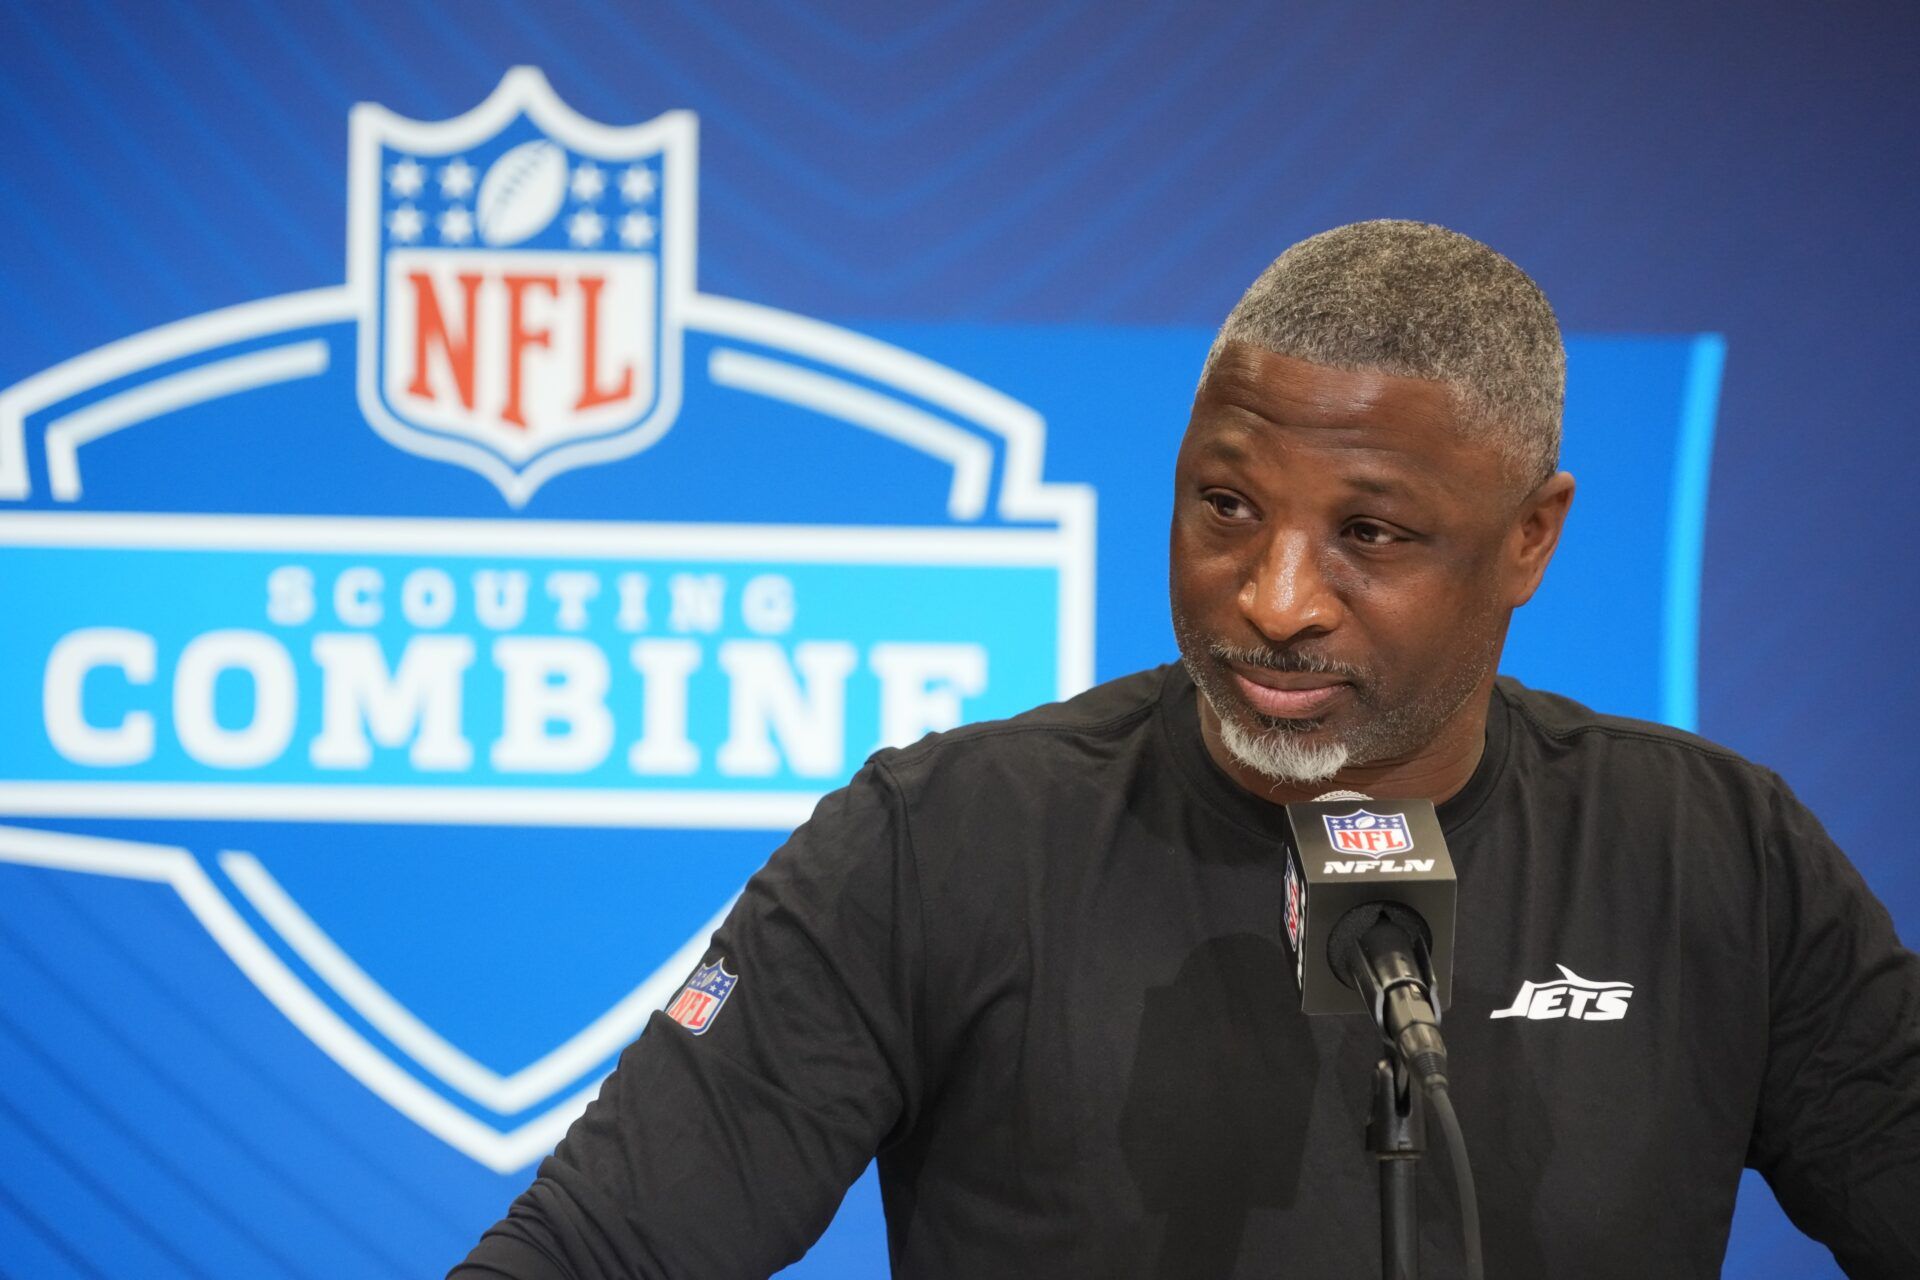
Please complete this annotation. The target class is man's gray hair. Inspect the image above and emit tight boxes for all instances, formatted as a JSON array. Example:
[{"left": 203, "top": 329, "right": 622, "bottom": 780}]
[{"left": 1209, "top": 219, "right": 1565, "bottom": 485}]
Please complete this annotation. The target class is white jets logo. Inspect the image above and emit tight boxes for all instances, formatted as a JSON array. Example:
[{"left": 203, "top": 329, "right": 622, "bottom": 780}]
[{"left": 1489, "top": 964, "right": 1633, "bottom": 1021}]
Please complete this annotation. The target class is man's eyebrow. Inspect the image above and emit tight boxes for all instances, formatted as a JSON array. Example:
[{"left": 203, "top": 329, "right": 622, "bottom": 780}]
[
  {"left": 1344, "top": 473, "right": 1405, "bottom": 497},
  {"left": 1189, "top": 422, "right": 1434, "bottom": 498},
  {"left": 1191, "top": 433, "right": 1253, "bottom": 461}
]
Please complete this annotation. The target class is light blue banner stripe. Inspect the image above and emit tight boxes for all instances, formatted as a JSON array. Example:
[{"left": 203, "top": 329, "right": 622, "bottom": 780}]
[{"left": 1661, "top": 334, "right": 1727, "bottom": 731}]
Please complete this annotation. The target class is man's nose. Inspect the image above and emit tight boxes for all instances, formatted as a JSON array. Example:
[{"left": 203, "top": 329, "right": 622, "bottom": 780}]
[{"left": 1238, "top": 529, "right": 1343, "bottom": 642}]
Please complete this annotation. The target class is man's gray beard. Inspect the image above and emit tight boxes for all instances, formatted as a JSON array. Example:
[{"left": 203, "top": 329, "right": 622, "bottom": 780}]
[
  {"left": 1215, "top": 711, "right": 1351, "bottom": 786},
  {"left": 1178, "top": 635, "right": 1359, "bottom": 786},
  {"left": 1173, "top": 606, "right": 1500, "bottom": 790}
]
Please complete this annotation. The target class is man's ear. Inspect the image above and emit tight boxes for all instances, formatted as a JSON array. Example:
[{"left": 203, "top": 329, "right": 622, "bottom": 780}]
[{"left": 1505, "top": 471, "right": 1575, "bottom": 607}]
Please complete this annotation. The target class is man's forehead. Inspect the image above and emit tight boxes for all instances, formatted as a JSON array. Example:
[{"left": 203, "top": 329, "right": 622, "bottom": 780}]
[
  {"left": 1194, "top": 343, "right": 1466, "bottom": 437},
  {"left": 1184, "top": 343, "right": 1522, "bottom": 503}
]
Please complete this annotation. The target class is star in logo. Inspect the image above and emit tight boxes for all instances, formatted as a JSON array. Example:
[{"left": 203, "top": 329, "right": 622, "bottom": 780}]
[
  {"left": 438, "top": 158, "right": 476, "bottom": 200},
  {"left": 618, "top": 212, "right": 656, "bottom": 248},
  {"left": 570, "top": 162, "right": 605, "bottom": 203},
  {"left": 386, "top": 203, "right": 425, "bottom": 243},
  {"left": 619, "top": 164, "right": 656, "bottom": 204},
  {"left": 437, "top": 205, "right": 474, "bottom": 245},
  {"left": 387, "top": 157, "right": 425, "bottom": 199},
  {"left": 566, "top": 208, "right": 606, "bottom": 248}
]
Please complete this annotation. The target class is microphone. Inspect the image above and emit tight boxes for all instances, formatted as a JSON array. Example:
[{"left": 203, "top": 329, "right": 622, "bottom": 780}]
[
  {"left": 1278, "top": 791, "right": 1457, "bottom": 1083},
  {"left": 1284, "top": 791, "right": 1484, "bottom": 1279}
]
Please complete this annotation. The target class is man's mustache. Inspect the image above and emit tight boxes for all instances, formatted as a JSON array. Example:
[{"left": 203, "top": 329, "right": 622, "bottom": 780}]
[{"left": 1207, "top": 642, "right": 1364, "bottom": 683}]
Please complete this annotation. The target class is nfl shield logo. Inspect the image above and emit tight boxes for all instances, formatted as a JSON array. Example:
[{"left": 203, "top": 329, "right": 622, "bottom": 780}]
[
  {"left": 350, "top": 68, "right": 691, "bottom": 504},
  {"left": 1322, "top": 809, "right": 1415, "bottom": 858},
  {"left": 665, "top": 959, "right": 739, "bottom": 1035}
]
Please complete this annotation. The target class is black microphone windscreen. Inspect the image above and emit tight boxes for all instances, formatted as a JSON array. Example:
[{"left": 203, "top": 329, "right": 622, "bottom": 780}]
[{"left": 1325, "top": 901, "right": 1433, "bottom": 990}]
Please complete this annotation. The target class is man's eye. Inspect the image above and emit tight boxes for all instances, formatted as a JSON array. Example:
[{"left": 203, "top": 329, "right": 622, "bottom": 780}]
[
  {"left": 1203, "top": 492, "right": 1254, "bottom": 520},
  {"left": 1347, "top": 521, "right": 1402, "bottom": 545}
]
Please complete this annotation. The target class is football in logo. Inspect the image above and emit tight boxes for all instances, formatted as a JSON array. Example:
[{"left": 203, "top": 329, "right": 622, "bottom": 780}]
[{"left": 477, "top": 140, "right": 570, "bottom": 246}]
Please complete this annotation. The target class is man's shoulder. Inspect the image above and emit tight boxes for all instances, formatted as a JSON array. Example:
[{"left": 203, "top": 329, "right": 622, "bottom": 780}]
[
  {"left": 786, "top": 666, "right": 1177, "bottom": 862},
  {"left": 1494, "top": 675, "right": 1780, "bottom": 793},
  {"left": 872, "top": 665, "right": 1172, "bottom": 788}
]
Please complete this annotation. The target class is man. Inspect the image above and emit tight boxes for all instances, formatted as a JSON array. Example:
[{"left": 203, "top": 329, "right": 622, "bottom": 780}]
[{"left": 455, "top": 221, "right": 1920, "bottom": 1278}]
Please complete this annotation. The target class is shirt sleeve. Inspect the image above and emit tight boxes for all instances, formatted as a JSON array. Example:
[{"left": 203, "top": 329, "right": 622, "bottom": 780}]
[
  {"left": 450, "top": 760, "right": 924, "bottom": 1280},
  {"left": 1746, "top": 775, "right": 1920, "bottom": 1279}
]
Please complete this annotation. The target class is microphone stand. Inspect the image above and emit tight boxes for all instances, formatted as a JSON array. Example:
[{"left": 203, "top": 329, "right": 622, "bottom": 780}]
[
  {"left": 1368, "top": 1055, "right": 1423, "bottom": 1280},
  {"left": 1347, "top": 916, "right": 1443, "bottom": 1280}
]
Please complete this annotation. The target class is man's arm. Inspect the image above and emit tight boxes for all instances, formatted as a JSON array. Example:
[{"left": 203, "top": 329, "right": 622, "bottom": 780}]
[
  {"left": 1747, "top": 777, "right": 1920, "bottom": 1279},
  {"left": 451, "top": 761, "right": 924, "bottom": 1279}
]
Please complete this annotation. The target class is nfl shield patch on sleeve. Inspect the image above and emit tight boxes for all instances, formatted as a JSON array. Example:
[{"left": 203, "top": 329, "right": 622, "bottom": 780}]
[{"left": 665, "top": 959, "right": 738, "bottom": 1035}]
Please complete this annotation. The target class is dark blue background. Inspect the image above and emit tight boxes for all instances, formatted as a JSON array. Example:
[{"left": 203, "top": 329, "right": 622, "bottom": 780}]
[{"left": 1, "top": 2, "right": 1914, "bottom": 1275}]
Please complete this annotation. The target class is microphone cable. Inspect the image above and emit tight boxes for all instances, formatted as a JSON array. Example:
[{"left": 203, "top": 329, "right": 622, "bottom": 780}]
[{"left": 1417, "top": 1068, "right": 1484, "bottom": 1280}]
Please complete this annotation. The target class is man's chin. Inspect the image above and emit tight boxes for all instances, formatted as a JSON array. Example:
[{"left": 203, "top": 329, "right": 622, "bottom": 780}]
[
  {"left": 1217, "top": 711, "right": 1353, "bottom": 787},
  {"left": 1220, "top": 690, "right": 1341, "bottom": 741},
  {"left": 1247, "top": 710, "right": 1329, "bottom": 735},
  {"left": 1186, "top": 651, "right": 1362, "bottom": 778}
]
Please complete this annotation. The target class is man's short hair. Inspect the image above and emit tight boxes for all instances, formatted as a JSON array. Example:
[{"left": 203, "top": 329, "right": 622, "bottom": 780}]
[{"left": 1209, "top": 219, "right": 1565, "bottom": 486}]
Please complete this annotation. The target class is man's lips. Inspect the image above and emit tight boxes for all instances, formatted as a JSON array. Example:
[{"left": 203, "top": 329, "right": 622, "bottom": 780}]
[{"left": 1227, "top": 663, "right": 1350, "bottom": 719}]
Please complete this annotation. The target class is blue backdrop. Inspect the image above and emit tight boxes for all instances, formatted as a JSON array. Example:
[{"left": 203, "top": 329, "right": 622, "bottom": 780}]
[{"left": 0, "top": 3, "right": 1913, "bottom": 1277}]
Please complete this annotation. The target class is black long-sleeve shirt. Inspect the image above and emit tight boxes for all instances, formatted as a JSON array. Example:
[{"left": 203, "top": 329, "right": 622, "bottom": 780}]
[{"left": 454, "top": 667, "right": 1920, "bottom": 1278}]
